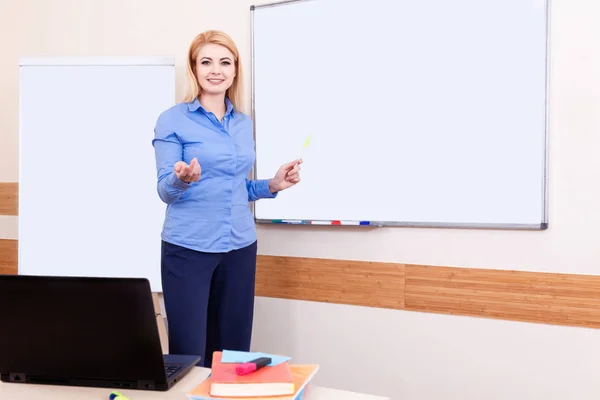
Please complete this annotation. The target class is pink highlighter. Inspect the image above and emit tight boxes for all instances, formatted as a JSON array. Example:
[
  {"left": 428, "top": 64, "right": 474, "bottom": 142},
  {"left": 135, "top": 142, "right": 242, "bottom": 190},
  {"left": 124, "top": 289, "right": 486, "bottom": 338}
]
[{"left": 235, "top": 357, "right": 272, "bottom": 375}]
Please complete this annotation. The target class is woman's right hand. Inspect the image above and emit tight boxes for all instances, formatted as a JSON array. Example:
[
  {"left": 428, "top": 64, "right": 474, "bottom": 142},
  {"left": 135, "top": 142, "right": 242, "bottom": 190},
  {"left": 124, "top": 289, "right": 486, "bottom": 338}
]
[{"left": 174, "top": 158, "right": 201, "bottom": 183}]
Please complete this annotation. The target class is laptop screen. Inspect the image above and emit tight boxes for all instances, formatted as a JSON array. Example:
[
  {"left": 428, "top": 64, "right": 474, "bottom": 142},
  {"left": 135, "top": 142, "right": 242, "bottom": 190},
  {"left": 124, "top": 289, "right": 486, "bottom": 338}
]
[{"left": 0, "top": 275, "right": 166, "bottom": 384}]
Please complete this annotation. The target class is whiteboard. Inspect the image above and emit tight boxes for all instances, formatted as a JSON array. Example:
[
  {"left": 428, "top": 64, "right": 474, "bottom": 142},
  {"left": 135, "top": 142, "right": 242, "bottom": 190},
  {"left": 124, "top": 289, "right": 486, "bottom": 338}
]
[
  {"left": 251, "top": 0, "right": 549, "bottom": 229},
  {"left": 18, "top": 57, "right": 175, "bottom": 291}
]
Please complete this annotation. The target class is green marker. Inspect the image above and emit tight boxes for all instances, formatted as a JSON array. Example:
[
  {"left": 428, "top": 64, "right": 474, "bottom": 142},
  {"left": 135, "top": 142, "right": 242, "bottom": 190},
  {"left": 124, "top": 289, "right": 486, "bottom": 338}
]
[{"left": 109, "top": 391, "right": 130, "bottom": 400}]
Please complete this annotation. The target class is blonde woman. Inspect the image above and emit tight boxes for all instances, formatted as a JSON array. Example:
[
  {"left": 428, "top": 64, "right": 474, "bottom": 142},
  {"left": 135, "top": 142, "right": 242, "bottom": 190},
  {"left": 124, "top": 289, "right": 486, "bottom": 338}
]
[{"left": 152, "top": 30, "right": 301, "bottom": 367}]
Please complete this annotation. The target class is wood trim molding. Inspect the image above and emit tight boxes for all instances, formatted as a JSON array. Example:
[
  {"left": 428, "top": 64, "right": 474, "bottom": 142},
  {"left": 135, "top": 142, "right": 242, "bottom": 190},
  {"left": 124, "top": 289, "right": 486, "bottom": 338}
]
[
  {"left": 256, "top": 256, "right": 405, "bottom": 310},
  {"left": 0, "top": 182, "right": 18, "bottom": 216},
  {"left": 2, "top": 181, "right": 600, "bottom": 329},
  {"left": 0, "top": 239, "right": 17, "bottom": 275},
  {"left": 256, "top": 257, "right": 600, "bottom": 329},
  {"left": 404, "top": 265, "right": 600, "bottom": 328},
  {"left": 2, "top": 238, "right": 600, "bottom": 328}
]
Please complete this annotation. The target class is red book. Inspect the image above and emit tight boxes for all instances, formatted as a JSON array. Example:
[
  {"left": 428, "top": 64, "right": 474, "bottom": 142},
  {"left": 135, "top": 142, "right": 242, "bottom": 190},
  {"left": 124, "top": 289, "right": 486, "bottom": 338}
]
[{"left": 210, "top": 351, "right": 295, "bottom": 397}]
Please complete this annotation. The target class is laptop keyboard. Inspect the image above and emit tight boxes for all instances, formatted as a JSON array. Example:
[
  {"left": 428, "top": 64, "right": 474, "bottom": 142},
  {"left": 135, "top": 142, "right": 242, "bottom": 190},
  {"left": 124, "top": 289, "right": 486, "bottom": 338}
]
[{"left": 165, "top": 364, "right": 183, "bottom": 377}]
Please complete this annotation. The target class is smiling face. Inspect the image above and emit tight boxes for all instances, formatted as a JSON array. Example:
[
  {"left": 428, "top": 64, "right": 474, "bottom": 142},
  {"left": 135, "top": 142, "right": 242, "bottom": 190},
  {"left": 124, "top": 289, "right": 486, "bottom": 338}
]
[{"left": 195, "top": 43, "right": 237, "bottom": 97}]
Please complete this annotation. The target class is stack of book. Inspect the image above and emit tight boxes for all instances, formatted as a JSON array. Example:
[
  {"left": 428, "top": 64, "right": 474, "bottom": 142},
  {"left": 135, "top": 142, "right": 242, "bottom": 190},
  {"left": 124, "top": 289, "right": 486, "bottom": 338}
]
[{"left": 187, "top": 351, "right": 319, "bottom": 400}]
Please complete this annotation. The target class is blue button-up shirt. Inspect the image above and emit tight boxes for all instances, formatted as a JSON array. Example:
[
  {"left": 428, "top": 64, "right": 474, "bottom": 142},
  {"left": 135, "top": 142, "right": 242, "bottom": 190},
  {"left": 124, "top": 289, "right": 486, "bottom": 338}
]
[{"left": 152, "top": 98, "right": 276, "bottom": 253}]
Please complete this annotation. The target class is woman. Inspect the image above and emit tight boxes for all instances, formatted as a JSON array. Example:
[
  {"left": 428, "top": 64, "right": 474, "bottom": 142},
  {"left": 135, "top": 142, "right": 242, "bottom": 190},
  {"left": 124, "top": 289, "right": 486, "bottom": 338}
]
[{"left": 152, "top": 30, "right": 300, "bottom": 367}]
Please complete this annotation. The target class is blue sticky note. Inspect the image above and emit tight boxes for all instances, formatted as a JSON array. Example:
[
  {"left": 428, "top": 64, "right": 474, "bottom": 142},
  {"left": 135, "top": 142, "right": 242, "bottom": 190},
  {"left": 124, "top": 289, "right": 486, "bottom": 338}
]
[{"left": 221, "top": 350, "right": 291, "bottom": 366}]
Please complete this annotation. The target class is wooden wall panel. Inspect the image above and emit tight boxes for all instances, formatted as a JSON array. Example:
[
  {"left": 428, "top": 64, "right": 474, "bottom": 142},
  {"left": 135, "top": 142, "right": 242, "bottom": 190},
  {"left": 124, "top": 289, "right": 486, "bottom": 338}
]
[
  {"left": 404, "top": 265, "right": 600, "bottom": 328},
  {"left": 256, "top": 255, "right": 405, "bottom": 309},
  {"left": 0, "top": 182, "right": 19, "bottom": 275},
  {"left": 2, "top": 181, "right": 600, "bottom": 328},
  {"left": 0, "top": 182, "right": 18, "bottom": 216},
  {"left": 0, "top": 239, "right": 18, "bottom": 275}
]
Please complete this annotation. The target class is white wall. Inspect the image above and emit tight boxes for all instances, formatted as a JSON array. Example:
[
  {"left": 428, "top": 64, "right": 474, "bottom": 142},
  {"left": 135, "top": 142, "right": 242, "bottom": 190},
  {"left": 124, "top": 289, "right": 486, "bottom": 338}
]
[
  {"left": 0, "top": 216, "right": 18, "bottom": 240},
  {"left": 252, "top": 298, "right": 600, "bottom": 399},
  {"left": 2, "top": 0, "right": 600, "bottom": 398}
]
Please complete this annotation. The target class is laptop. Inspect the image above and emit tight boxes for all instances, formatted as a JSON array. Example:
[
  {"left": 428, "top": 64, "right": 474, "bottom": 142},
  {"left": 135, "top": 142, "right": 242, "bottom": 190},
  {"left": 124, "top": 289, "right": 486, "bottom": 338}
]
[{"left": 0, "top": 275, "right": 201, "bottom": 391}]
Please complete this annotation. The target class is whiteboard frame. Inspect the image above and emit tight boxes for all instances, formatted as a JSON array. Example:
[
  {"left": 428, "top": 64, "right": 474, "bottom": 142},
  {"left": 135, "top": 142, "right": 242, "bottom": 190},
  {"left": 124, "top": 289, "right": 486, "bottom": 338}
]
[{"left": 249, "top": 0, "right": 551, "bottom": 230}]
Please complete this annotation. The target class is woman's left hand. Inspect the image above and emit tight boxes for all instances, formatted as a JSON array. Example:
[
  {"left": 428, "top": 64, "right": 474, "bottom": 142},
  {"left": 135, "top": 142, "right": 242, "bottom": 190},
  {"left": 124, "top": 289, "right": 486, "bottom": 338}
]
[{"left": 268, "top": 159, "right": 302, "bottom": 193}]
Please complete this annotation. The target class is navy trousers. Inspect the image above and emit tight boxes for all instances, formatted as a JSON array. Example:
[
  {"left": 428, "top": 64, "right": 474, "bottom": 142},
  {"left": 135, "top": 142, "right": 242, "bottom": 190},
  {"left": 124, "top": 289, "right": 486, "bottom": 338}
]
[{"left": 161, "top": 240, "right": 257, "bottom": 367}]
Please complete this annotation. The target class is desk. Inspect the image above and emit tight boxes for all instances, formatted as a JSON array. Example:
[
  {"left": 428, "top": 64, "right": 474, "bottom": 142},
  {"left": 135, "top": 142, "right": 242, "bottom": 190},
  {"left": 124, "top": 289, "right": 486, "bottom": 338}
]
[{"left": 0, "top": 367, "right": 390, "bottom": 400}]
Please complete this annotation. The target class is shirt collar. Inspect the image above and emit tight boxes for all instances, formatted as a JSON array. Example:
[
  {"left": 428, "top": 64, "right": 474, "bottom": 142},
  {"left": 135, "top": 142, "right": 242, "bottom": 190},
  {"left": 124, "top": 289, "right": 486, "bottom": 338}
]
[{"left": 187, "top": 97, "right": 235, "bottom": 116}]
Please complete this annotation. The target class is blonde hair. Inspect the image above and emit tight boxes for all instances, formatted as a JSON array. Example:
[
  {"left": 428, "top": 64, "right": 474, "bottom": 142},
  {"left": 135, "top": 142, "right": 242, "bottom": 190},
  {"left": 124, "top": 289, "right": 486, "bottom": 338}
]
[{"left": 183, "top": 30, "right": 244, "bottom": 112}]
